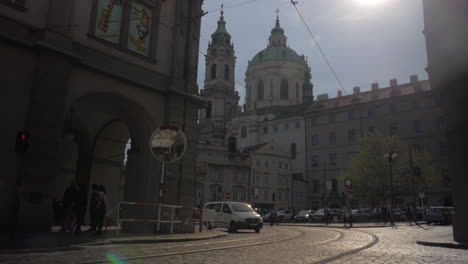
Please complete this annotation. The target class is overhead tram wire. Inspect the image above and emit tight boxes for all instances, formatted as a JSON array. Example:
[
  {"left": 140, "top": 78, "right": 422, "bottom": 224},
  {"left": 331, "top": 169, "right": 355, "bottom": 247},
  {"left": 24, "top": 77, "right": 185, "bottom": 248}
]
[{"left": 289, "top": 0, "right": 349, "bottom": 95}]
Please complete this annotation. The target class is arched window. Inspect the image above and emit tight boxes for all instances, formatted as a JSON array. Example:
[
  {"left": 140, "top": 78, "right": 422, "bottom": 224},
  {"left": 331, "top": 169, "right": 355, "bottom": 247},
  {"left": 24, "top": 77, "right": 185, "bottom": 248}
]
[
  {"left": 291, "top": 143, "right": 296, "bottom": 159},
  {"left": 257, "top": 80, "right": 264, "bottom": 100},
  {"left": 210, "top": 64, "right": 217, "bottom": 80},
  {"left": 296, "top": 82, "right": 300, "bottom": 98},
  {"left": 280, "top": 79, "right": 289, "bottom": 99},
  {"left": 206, "top": 101, "right": 212, "bottom": 118},
  {"left": 241, "top": 126, "right": 247, "bottom": 138},
  {"left": 269, "top": 80, "right": 273, "bottom": 97},
  {"left": 224, "top": 64, "right": 230, "bottom": 80}
]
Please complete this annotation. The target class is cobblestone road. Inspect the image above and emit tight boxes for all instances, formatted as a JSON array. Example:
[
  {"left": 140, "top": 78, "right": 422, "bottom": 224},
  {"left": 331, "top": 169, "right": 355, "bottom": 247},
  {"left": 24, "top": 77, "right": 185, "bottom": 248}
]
[{"left": 0, "top": 224, "right": 466, "bottom": 264}]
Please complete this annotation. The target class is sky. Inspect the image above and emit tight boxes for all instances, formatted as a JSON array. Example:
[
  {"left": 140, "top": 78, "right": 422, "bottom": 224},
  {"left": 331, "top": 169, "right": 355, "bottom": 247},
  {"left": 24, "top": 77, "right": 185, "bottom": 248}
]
[{"left": 197, "top": 0, "right": 428, "bottom": 104}]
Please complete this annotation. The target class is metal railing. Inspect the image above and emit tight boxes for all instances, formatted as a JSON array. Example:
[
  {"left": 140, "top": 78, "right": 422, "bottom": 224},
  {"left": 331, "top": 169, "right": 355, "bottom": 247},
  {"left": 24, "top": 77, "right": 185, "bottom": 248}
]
[{"left": 116, "top": 201, "right": 182, "bottom": 236}]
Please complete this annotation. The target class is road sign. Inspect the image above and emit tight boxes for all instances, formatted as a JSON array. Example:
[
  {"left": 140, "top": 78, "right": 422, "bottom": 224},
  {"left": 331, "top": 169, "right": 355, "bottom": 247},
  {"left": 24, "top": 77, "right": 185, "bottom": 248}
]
[
  {"left": 344, "top": 179, "right": 352, "bottom": 187},
  {"left": 225, "top": 192, "right": 231, "bottom": 200},
  {"left": 149, "top": 126, "right": 187, "bottom": 163}
]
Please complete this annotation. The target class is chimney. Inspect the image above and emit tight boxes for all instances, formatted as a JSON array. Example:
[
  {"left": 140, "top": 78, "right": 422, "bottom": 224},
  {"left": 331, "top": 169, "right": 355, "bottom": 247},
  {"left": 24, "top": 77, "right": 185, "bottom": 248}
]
[
  {"left": 353, "top": 86, "right": 360, "bottom": 94},
  {"left": 337, "top": 90, "right": 342, "bottom": 97},
  {"left": 410, "top": 74, "right": 419, "bottom": 83},
  {"left": 390, "top": 79, "right": 401, "bottom": 96},
  {"left": 317, "top": 93, "right": 329, "bottom": 101},
  {"left": 371, "top": 83, "right": 379, "bottom": 91}
]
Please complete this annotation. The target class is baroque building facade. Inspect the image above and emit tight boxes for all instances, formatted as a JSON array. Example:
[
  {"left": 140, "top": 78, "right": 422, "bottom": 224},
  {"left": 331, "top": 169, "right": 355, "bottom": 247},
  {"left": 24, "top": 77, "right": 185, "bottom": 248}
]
[
  {"left": 305, "top": 77, "right": 450, "bottom": 209},
  {"left": 1, "top": 0, "right": 204, "bottom": 234}
]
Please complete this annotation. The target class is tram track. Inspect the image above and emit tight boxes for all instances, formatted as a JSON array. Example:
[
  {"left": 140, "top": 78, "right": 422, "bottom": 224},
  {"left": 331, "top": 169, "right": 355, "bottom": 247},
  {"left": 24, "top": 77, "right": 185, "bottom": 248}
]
[{"left": 80, "top": 227, "right": 305, "bottom": 264}]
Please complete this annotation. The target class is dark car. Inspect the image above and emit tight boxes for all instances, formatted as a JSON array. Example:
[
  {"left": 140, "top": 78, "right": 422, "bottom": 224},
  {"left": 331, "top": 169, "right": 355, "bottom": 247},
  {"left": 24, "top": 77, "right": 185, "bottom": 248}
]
[
  {"left": 294, "top": 210, "right": 313, "bottom": 222},
  {"left": 426, "top": 207, "right": 454, "bottom": 225}
]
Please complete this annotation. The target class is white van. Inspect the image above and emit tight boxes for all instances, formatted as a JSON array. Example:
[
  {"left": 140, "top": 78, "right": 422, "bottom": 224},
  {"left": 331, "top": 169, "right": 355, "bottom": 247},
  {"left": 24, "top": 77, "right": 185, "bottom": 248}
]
[{"left": 203, "top": 201, "right": 263, "bottom": 233}]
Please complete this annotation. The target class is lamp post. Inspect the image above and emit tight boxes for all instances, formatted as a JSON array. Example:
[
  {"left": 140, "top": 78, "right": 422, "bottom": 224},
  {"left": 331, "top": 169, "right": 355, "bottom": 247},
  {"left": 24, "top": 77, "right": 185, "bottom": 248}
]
[{"left": 383, "top": 153, "right": 398, "bottom": 208}]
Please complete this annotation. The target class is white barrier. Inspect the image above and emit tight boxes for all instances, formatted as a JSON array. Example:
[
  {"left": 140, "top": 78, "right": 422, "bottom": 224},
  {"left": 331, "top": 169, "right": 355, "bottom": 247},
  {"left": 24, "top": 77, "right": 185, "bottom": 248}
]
[{"left": 116, "top": 201, "right": 182, "bottom": 236}]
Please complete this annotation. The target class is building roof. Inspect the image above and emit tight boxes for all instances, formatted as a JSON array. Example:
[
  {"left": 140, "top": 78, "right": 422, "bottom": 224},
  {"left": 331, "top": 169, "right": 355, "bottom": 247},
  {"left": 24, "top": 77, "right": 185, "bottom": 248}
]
[
  {"left": 306, "top": 80, "right": 431, "bottom": 113},
  {"left": 237, "top": 102, "right": 311, "bottom": 120},
  {"left": 248, "top": 46, "right": 306, "bottom": 66}
]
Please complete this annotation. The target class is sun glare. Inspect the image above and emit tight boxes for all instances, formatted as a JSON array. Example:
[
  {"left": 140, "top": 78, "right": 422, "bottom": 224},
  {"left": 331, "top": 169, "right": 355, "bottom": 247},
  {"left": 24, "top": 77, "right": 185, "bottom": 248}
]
[{"left": 354, "top": 0, "right": 388, "bottom": 6}]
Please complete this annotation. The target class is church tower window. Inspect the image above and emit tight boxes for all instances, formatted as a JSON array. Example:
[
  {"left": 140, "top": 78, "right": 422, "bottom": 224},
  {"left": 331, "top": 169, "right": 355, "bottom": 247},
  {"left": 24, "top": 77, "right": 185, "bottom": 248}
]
[
  {"left": 224, "top": 64, "right": 230, "bottom": 80},
  {"left": 211, "top": 64, "right": 217, "bottom": 80},
  {"left": 241, "top": 126, "right": 247, "bottom": 138},
  {"left": 280, "top": 79, "right": 289, "bottom": 99},
  {"left": 257, "top": 80, "right": 264, "bottom": 100}
]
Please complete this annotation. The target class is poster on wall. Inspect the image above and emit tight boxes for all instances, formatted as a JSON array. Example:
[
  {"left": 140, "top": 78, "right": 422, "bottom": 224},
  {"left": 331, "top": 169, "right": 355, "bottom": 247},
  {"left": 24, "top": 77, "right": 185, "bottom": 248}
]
[
  {"left": 95, "top": 0, "right": 122, "bottom": 44},
  {"left": 128, "top": 2, "right": 152, "bottom": 56}
]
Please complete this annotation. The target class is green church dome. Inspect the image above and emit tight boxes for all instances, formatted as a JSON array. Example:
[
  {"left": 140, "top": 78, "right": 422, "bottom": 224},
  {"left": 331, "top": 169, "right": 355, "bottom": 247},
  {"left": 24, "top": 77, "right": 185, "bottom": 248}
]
[{"left": 249, "top": 46, "right": 306, "bottom": 66}]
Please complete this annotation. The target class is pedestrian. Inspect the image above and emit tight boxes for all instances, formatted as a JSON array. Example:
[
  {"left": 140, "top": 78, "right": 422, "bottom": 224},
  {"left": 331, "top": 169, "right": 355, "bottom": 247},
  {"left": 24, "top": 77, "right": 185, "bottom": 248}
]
[
  {"left": 87, "top": 184, "right": 99, "bottom": 232},
  {"left": 406, "top": 205, "right": 413, "bottom": 226},
  {"left": 61, "top": 182, "right": 79, "bottom": 232},
  {"left": 347, "top": 208, "right": 353, "bottom": 228},
  {"left": 381, "top": 205, "right": 387, "bottom": 225},
  {"left": 324, "top": 208, "right": 330, "bottom": 225},
  {"left": 342, "top": 206, "right": 348, "bottom": 228},
  {"left": 73, "top": 184, "right": 87, "bottom": 235},
  {"left": 95, "top": 185, "right": 107, "bottom": 235}
]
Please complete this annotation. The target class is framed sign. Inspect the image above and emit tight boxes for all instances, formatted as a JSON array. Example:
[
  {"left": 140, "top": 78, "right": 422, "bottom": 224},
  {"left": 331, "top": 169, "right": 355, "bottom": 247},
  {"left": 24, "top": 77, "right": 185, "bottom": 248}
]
[
  {"left": 128, "top": 2, "right": 152, "bottom": 56},
  {"left": 149, "top": 126, "right": 187, "bottom": 163},
  {"left": 95, "top": 0, "right": 122, "bottom": 44}
]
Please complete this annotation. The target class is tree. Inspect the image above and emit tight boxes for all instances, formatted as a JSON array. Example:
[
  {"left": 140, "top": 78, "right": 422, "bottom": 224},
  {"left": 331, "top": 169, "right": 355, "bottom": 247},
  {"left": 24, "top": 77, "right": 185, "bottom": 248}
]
[{"left": 339, "top": 132, "right": 436, "bottom": 207}]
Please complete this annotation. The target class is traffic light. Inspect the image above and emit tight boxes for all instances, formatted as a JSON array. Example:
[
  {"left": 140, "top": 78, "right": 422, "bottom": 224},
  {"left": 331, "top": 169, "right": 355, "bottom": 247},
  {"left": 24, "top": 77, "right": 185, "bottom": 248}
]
[
  {"left": 228, "top": 136, "right": 236, "bottom": 152},
  {"left": 15, "top": 130, "right": 30, "bottom": 154}
]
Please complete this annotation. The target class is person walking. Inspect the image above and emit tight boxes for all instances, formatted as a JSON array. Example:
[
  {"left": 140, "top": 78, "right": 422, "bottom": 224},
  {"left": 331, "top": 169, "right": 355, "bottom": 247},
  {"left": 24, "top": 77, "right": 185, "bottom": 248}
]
[
  {"left": 342, "top": 206, "right": 348, "bottom": 228},
  {"left": 95, "top": 185, "right": 107, "bottom": 235},
  {"left": 324, "top": 208, "right": 330, "bottom": 225},
  {"left": 87, "top": 184, "right": 99, "bottom": 232},
  {"left": 61, "top": 182, "right": 79, "bottom": 232},
  {"left": 347, "top": 208, "right": 353, "bottom": 228}
]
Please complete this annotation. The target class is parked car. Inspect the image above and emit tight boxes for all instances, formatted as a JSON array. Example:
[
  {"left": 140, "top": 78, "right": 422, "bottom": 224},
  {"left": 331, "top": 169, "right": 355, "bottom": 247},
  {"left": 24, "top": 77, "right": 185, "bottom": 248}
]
[
  {"left": 352, "top": 208, "right": 373, "bottom": 222},
  {"left": 426, "top": 206, "right": 454, "bottom": 225},
  {"left": 312, "top": 209, "right": 325, "bottom": 222},
  {"left": 294, "top": 210, "right": 313, "bottom": 222},
  {"left": 261, "top": 213, "right": 271, "bottom": 223},
  {"left": 204, "top": 201, "right": 263, "bottom": 233},
  {"left": 276, "top": 210, "right": 293, "bottom": 222}
]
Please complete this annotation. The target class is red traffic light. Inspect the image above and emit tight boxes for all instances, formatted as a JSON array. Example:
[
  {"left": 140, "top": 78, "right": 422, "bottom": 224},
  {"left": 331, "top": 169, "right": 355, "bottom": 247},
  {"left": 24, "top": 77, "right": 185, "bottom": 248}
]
[
  {"left": 21, "top": 133, "right": 27, "bottom": 141},
  {"left": 16, "top": 130, "right": 30, "bottom": 154}
]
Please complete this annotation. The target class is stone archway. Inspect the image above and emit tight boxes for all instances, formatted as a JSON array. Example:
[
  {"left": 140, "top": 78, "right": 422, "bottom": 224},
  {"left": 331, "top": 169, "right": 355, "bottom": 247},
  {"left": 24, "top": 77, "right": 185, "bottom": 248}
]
[{"left": 58, "top": 92, "right": 159, "bottom": 233}]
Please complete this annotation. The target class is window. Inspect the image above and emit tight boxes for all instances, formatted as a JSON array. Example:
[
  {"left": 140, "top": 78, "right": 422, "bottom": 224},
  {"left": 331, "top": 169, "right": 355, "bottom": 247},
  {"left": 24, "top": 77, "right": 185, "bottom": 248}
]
[
  {"left": 256, "top": 160, "right": 261, "bottom": 167},
  {"left": 279, "top": 161, "right": 283, "bottom": 168},
  {"left": 328, "top": 114, "right": 336, "bottom": 123},
  {"left": 216, "top": 169, "right": 223, "bottom": 182},
  {"left": 389, "top": 104, "right": 397, "bottom": 113},
  {"left": 329, "top": 132, "right": 336, "bottom": 144},
  {"left": 412, "top": 100, "right": 420, "bottom": 110},
  {"left": 329, "top": 153, "right": 337, "bottom": 166},
  {"left": 313, "top": 180, "right": 319, "bottom": 193},
  {"left": 311, "top": 118, "right": 318, "bottom": 126},
  {"left": 440, "top": 143, "right": 448, "bottom": 156},
  {"left": 269, "top": 80, "right": 274, "bottom": 97},
  {"left": 368, "top": 126, "right": 375, "bottom": 134},
  {"left": 284, "top": 122, "right": 289, "bottom": 130},
  {"left": 285, "top": 162, "right": 289, "bottom": 169},
  {"left": 263, "top": 190, "right": 269, "bottom": 200},
  {"left": 368, "top": 108, "right": 376, "bottom": 117},
  {"left": 255, "top": 174, "right": 260, "bottom": 184},
  {"left": 210, "top": 64, "right": 217, "bottom": 80},
  {"left": 414, "top": 144, "right": 425, "bottom": 153},
  {"left": 312, "top": 135, "right": 319, "bottom": 146},
  {"left": 264, "top": 160, "right": 269, "bottom": 168},
  {"left": 257, "top": 80, "right": 264, "bottom": 100},
  {"left": 92, "top": 0, "right": 160, "bottom": 57},
  {"left": 295, "top": 121, "right": 301, "bottom": 128},
  {"left": 264, "top": 174, "right": 269, "bottom": 184},
  {"left": 224, "top": 64, "right": 230, "bottom": 80},
  {"left": 348, "top": 111, "right": 354, "bottom": 120},
  {"left": 233, "top": 171, "right": 239, "bottom": 182},
  {"left": 332, "top": 179, "right": 338, "bottom": 192},
  {"left": 206, "top": 101, "right": 212, "bottom": 118},
  {"left": 291, "top": 143, "right": 297, "bottom": 159},
  {"left": 241, "top": 126, "right": 247, "bottom": 138},
  {"left": 273, "top": 125, "right": 278, "bottom": 133},
  {"left": 413, "top": 120, "right": 422, "bottom": 132},
  {"left": 312, "top": 156, "right": 319, "bottom": 167},
  {"left": 348, "top": 129, "right": 356, "bottom": 143},
  {"left": 263, "top": 127, "right": 268, "bottom": 134},
  {"left": 389, "top": 122, "right": 399, "bottom": 135},
  {"left": 438, "top": 117, "right": 447, "bottom": 129},
  {"left": 296, "top": 82, "right": 300, "bottom": 98},
  {"left": 280, "top": 79, "right": 289, "bottom": 99},
  {"left": 279, "top": 191, "right": 283, "bottom": 201}
]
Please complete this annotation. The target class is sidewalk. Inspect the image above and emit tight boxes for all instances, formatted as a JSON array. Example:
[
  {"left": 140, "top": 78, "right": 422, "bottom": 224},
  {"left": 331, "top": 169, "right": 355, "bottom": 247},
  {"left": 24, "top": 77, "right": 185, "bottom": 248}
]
[
  {"left": 0, "top": 227, "right": 228, "bottom": 254},
  {"left": 416, "top": 227, "right": 468, "bottom": 250}
]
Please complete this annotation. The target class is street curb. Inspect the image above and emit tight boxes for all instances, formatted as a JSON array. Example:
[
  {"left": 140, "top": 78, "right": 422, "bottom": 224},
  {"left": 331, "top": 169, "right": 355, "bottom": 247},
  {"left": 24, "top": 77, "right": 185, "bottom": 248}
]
[
  {"left": 0, "top": 232, "right": 228, "bottom": 254},
  {"left": 416, "top": 240, "right": 468, "bottom": 250}
]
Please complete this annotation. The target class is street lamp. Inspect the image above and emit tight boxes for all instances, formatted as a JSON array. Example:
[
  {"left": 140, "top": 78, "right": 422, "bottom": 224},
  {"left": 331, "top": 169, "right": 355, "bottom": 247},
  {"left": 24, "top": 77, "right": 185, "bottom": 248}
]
[{"left": 383, "top": 152, "right": 397, "bottom": 208}]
